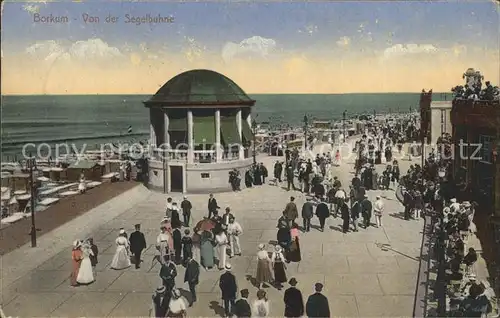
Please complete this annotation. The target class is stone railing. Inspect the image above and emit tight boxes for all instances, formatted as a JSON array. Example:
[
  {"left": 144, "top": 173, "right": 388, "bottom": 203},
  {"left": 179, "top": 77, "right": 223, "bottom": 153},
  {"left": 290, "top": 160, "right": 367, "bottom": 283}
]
[{"left": 151, "top": 148, "right": 244, "bottom": 163}]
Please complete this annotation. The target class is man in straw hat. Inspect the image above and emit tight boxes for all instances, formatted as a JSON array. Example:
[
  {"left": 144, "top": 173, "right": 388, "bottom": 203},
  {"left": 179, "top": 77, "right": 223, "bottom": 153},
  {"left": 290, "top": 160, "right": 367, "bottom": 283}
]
[
  {"left": 284, "top": 278, "right": 304, "bottom": 317},
  {"left": 219, "top": 264, "right": 237, "bottom": 317},
  {"left": 150, "top": 285, "right": 169, "bottom": 317}
]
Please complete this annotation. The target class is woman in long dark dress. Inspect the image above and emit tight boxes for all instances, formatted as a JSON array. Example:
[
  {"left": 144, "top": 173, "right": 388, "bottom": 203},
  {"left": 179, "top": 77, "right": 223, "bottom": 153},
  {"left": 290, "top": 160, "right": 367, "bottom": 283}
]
[
  {"left": 245, "top": 170, "right": 253, "bottom": 188},
  {"left": 287, "top": 224, "right": 301, "bottom": 262},
  {"left": 277, "top": 226, "right": 291, "bottom": 262},
  {"left": 271, "top": 245, "right": 287, "bottom": 289}
]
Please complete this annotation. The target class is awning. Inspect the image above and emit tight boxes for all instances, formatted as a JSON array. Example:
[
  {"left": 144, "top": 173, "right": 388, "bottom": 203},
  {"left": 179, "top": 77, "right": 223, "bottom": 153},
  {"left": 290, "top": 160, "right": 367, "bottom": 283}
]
[
  {"left": 193, "top": 116, "right": 215, "bottom": 144},
  {"left": 168, "top": 117, "right": 187, "bottom": 131},
  {"left": 220, "top": 117, "right": 241, "bottom": 145},
  {"left": 241, "top": 120, "right": 253, "bottom": 143}
]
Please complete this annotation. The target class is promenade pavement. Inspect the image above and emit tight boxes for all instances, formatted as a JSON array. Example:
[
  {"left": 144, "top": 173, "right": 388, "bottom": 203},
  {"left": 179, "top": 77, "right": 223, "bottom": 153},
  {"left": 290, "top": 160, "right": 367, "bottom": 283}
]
[{"left": 1, "top": 142, "right": 424, "bottom": 317}]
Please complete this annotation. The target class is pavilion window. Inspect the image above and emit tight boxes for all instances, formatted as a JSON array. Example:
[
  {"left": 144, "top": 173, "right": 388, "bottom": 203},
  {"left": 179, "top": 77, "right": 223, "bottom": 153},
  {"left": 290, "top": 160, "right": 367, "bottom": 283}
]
[
  {"left": 220, "top": 116, "right": 241, "bottom": 145},
  {"left": 241, "top": 120, "right": 253, "bottom": 145},
  {"left": 193, "top": 116, "right": 216, "bottom": 145},
  {"left": 168, "top": 116, "right": 188, "bottom": 148}
]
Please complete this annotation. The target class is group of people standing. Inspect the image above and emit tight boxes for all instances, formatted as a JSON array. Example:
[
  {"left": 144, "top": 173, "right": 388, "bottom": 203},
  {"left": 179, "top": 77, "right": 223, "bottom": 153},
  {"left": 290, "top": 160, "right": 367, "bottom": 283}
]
[
  {"left": 244, "top": 163, "right": 269, "bottom": 188},
  {"left": 70, "top": 238, "right": 98, "bottom": 286}
]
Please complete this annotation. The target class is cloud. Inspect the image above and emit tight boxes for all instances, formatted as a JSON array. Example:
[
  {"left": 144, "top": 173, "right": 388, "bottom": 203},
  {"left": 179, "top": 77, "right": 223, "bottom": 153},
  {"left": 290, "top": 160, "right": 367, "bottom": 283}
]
[
  {"left": 383, "top": 44, "right": 438, "bottom": 58},
  {"left": 336, "top": 36, "right": 351, "bottom": 48},
  {"left": 25, "top": 38, "right": 122, "bottom": 63},
  {"left": 222, "top": 35, "right": 276, "bottom": 62}
]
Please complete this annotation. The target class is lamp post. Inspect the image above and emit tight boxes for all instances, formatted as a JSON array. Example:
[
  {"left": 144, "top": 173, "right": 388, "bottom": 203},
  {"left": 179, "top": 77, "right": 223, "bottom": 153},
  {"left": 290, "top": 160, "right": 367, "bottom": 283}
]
[
  {"left": 342, "top": 110, "right": 347, "bottom": 141},
  {"left": 26, "top": 155, "right": 37, "bottom": 247},
  {"left": 251, "top": 119, "right": 257, "bottom": 165},
  {"left": 303, "top": 115, "right": 308, "bottom": 151}
]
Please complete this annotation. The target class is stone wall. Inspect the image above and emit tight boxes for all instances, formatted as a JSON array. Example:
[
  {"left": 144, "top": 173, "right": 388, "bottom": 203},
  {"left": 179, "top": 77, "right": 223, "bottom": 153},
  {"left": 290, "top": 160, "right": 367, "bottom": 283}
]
[
  {"left": 148, "top": 158, "right": 254, "bottom": 193},
  {"left": 186, "top": 158, "right": 253, "bottom": 193}
]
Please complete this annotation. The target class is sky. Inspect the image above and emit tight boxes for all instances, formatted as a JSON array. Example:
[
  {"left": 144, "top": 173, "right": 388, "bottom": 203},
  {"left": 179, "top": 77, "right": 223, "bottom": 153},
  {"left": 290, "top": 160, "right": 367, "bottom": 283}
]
[{"left": 1, "top": 1, "right": 499, "bottom": 95}]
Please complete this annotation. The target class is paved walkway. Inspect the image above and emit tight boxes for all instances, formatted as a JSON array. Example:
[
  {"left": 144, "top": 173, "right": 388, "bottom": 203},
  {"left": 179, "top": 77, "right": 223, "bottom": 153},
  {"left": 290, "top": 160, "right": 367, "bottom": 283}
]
[{"left": 1, "top": 143, "right": 424, "bottom": 317}]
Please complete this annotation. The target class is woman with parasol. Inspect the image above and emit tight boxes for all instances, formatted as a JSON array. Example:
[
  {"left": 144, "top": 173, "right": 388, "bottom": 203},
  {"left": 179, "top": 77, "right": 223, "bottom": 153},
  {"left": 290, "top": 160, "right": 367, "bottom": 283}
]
[{"left": 196, "top": 218, "right": 217, "bottom": 270}]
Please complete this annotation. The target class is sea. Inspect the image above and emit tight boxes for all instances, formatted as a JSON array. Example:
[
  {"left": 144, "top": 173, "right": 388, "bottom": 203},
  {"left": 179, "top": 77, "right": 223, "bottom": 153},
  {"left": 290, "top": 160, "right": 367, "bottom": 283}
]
[{"left": 0, "top": 93, "right": 452, "bottom": 160}]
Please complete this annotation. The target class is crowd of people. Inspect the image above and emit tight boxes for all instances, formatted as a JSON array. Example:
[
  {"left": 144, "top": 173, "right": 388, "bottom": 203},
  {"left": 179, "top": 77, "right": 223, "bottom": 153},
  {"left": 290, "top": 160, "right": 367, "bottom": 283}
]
[{"left": 64, "top": 110, "right": 500, "bottom": 317}]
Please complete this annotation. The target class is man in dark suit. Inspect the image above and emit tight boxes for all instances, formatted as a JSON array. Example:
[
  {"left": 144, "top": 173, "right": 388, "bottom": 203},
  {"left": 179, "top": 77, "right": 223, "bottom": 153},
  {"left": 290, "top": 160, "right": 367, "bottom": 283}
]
[
  {"left": 233, "top": 289, "right": 251, "bottom": 318},
  {"left": 208, "top": 193, "right": 219, "bottom": 219},
  {"left": 315, "top": 198, "right": 330, "bottom": 232},
  {"left": 403, "top": 188, "right": 413, "bottom": 221},
  {"left": 151, "top": 286, "right": 169, "bottom": 317},
  {"left": 219, "top": 264, "right": 237, "bottom": 317},
  {"left": 159, "top": 256, "right": 177, "bottom": 293},
  {"left": 301, "top": 197, "right": 314, "bottom": 232},
  {"left": 180, "top": 196, "right": 192, "bottom": 227},
  {"left": 361, "top": 195, "right": 373, "bottom": 228},
  {"left": 184, "top": 257, "right": 200, "bottom": 306},
  {"left": 306, "top": 283, "right": 330, "bottom": 317},
  {"left": 129, "top": 224, "right": 147, "bottom": 269},
  {"left": 284, "top": 277, "right": 304, "bottom": 317}
]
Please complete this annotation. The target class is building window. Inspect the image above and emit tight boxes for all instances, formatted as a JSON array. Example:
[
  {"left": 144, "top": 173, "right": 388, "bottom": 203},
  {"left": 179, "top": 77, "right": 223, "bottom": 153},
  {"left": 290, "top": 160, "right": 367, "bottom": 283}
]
[
  {"left": 201, "top": 173, "right": 210, "bottom": 179},
  {"left": 479, "top": 135, "right": 493, "bottom": 163}
]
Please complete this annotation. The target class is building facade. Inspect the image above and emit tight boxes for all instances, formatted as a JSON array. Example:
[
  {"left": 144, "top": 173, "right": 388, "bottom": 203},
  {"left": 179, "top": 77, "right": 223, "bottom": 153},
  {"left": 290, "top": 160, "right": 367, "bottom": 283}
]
[
  {"left": 450, "top": 98, "right": 500, "bottom": 219},
  {"left": 430, "top": 101, "right": 452, "bottom": 144},
  {"left": 144, "top": 69, "right": 255, "bottom": 193}
]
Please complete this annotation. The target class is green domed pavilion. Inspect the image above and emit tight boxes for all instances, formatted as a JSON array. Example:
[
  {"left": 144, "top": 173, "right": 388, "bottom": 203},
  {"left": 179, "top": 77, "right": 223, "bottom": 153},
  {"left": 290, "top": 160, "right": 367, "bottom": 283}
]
[{"left": 144, "top": 69, "right": 255, "bottom": 193}]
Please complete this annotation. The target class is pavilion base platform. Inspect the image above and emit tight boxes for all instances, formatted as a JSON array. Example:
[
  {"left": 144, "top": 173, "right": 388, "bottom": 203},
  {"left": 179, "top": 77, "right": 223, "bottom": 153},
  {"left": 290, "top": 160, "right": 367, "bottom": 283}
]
[{"left": 148, "top": 158, "right": 253, "bottom": 194}]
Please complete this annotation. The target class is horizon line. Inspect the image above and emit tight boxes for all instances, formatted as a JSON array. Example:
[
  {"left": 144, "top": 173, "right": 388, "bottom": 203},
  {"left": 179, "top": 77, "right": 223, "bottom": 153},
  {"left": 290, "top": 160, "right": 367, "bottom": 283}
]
[{"left": 1, "top": 91, "right": 450, "bottom": 97}]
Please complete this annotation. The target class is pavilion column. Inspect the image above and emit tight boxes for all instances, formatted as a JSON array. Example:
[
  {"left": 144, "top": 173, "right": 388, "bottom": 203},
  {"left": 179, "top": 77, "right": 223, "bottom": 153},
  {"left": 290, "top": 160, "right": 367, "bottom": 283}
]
[
  {"left": 215, "top": 109, "right": 222, "bottom": 162},
  {"left": 187, "top": 110, "right": 194, "bottom": 164},
  {"left": 164, "top": 111, "right": 170, "bottom": 147},
  {"left": 237, "top": 109, "right": 244, "bottom": 160},
  {"left": 246, "top": 113, "right": 252, "bottom": 128},
  {"left": 149, "top": 109, "right": 157, "bottom": 158}
]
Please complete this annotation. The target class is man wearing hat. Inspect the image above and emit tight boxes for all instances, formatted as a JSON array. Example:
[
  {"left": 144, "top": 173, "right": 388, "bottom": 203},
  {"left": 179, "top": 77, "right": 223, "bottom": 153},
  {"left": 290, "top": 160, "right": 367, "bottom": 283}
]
[
  {"left": 301, "top": 197, "right": 314, "bottom": 232},
  {"left": 284, "top": 278, "right": 304, "bottom": 317},
  {"left": 373, "top": 196, "right": 384, "bottom": 228},
  {"left": 180, "top": 196, "right": 192, "bottom": 227},
  {"left": 315, "top": 198, "right": 330, "bottom": 232},
  {"left": 150, "top": 286, "right": 169, "bottom": 318},
  {"left": 222, "top": 207, "right": 234, "bottom": 228},
  {"left": 219, "top": 264, "right": 237, "bottom": 317},
  {"left": 207, "top": 193, "right": 219, "bottom": 219},
  {"left": 361, "top": 194, "right": 372, "bottom": 228},
  {"left": 129, "top": 224, "right": 147, "bottom": 269},
  {"left": 160, "top": 255, "right": 177, "bottom": 293},
  {"left": 233, "top": 289, "right": 251, "bottom": 318},
  {"left": 306, "top": 283, "right": 330, "bottom": 317}
]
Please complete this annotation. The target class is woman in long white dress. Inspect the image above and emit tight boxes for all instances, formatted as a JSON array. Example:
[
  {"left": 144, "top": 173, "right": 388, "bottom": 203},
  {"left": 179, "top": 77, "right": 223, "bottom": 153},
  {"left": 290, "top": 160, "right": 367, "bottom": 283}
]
[
  {"left": 110, "top": 232, "right": 131, "bottom": 270},
  {"left": 77, "top": 241, "right": 95, "bottom": 284},
  {"left": 78, "top": 173, "right": 86, "bottom": 194}
]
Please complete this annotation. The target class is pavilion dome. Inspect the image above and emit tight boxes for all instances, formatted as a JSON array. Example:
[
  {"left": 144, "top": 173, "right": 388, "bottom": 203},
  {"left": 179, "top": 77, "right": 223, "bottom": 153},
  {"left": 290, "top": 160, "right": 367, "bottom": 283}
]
[{"left": 146, "top": 69, "right": 255, "bottom": 106}]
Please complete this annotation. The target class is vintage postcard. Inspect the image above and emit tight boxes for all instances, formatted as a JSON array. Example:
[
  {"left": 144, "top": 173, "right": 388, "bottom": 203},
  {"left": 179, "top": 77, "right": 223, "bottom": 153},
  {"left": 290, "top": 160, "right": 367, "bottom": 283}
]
[{"left": 1, "top": 1, "right": 499, "bottom": 317}]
